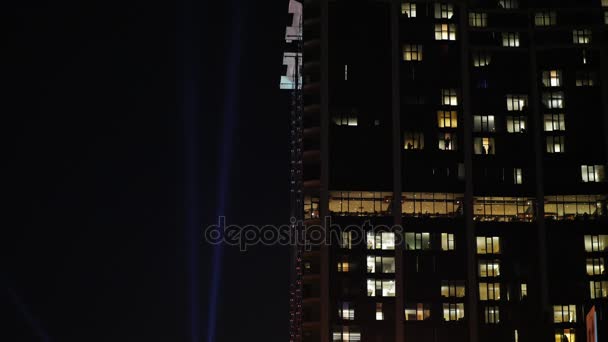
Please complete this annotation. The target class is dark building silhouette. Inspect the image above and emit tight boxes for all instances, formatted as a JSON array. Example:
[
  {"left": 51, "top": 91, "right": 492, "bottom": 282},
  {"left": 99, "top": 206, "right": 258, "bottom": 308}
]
[{"left": 288, "top": 0, "right": 608, "bottom": 341}]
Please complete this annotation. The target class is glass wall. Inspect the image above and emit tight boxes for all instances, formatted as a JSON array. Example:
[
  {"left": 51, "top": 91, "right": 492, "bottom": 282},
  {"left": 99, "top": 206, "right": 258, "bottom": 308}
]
[
  {"left": 328, "top": 191, "right": 463, "bottom": 217},
  {"left": 329, "top": 191, "right": 392, "bottom": 216},
  {"left": 402, "top": 192, "right": 463, "bottom": 217},
  {"left": 473, "top": 197, "right": 535, "bottom": 222},
  {"left": 544, "top": 195, "right": 607, "bottom": 220}
]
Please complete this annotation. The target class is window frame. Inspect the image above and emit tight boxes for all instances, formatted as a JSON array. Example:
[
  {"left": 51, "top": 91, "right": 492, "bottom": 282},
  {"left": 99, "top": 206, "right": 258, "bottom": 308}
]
[
  {"left": 403, "top": 44, "right": 423, "bottom": 61},
  {"left": 502, "top": 32, "right": 520, "bottom": 47},
  {"left": 543, "top": 113, "right": 565, "bottom": 132},
  {"left": 473, "top": 115, "right": 496, "bottom": 133},
  {"left": 434, "top": 3, "right": 454, "bottom": 19},
  {"left": 534, "top": 11, "right": 556, "bottom": 26},
  {"left": 401, "top": 2, "right": 416, "bottom": 17},
  {"left": 434, "top": 23, "right": 457, "bottom": 41},
  {"left": 479, "top": 282, "right": 501, "bottom": 301},
  {"left": 545, "top": 135, "right": 565, "bottom": 153},
  {"left": 469, "top": 12, "right": 488, "bottom": 27}
]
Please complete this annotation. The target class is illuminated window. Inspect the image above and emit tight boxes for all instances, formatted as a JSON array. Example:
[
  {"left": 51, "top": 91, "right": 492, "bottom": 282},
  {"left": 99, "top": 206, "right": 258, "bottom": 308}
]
[
  {"left": 341, "top": 231, "right": 353, "bottom": 249},
  {"left": 498, "top": 0, "right": 518, "bottom": 9},
  {"left": 404, "top": 132, "right": 424, "bottom": 150},
  {"left": 479, "top": 260, "right": 501, "bottom": 277},
  {"left": 435, "top": 24, "right": 457, "bottom": 41},
  {"left": 545, "top": 195, "right": 607, "bottom": 220},
  {"left": 437, "top": 110, "right": 457, "bottom": 128},
  {"left": 474, "top": 137, "right": 495, "bottom": 155},
  {"left": 573, "top": 29, "right": 591, "bottom": 44},
  {"left": 441, "top": 233, "right": 455, "bottom": 251},
  {"left": 575, "top": 71, "right": 596, "bottom": 87},
  {"left": 443, "top": 303, "right": 465, "bottom": 321},
  {"left": 405, "top": 303, "right": 431, "bottom": 321},
  {"left": 604, "top": 0, "right": 608, "bottom": 7},
  {"left": 405, "top": 232, "right": 431, "bottom": 250},
  {"left": 479, "top": 282, "right": 501, "bottom": 301},
  {"left": 367, "top": 279, "right": 396, "bottom": 297},
  {"left": 590, "top": 281, "right": 608, "bottom": 298},
  {"left": 441, "top": 89, "right": 458, "bottom": 106},
  {"left": 337, "top": 256, "right": 350, "bottom": 272},
  {"left": 366, "top": 231, "right": 395, "bottom": 250},
  {"left": 439, "top": 132, "right": 457, "bottom": 151},
  {"left": 553, "top": 305, "right": 577, "bottom": 323},
  {"left": 484, "top": 306, "right": 500, "bottom": 324},
  {"left": 581, "top": 165, "right": 605, "bottom": 183},
  {"left": 585, "top": 235, "right": 608, "bottom": 252},
  {"left": 469, "top": 12, "right": 487, "bottom": 27},
  {"left": 474, "top": 197, "right": 535, "bottom": 222},
  {"left": 542, "top": 70, "right": 562, "bottom": 87},
  {"left": 543, "top": 92, "right": 564, "bottom": 109},
  {"left": 586, "top": 258, "right": 605, "bottom": 276},
  {"left": 506, "top": 116, "right": 527, "bottom": 133},
  {"left": 304, "top": 196, "right": 319, "bottom": 219},
  {"left": 434, "top": 3, "right": 454, "bottom": 19},
  {"left": 506, "top": 95, "right": 527, "bottom": 111},
  {"left": 520, "top": 283, "right": 528, "bottom": 300},
  {"left": 329, "top": 191, "right": 393, "bottom": 216},
  {"left": 474, "top": 115, "right": 496, "bottom": 132},
  {"left": 546, "top": 136, "right": 565, "bottom": 153},
  {"left": 605, "top": 11, "right": 608, "bottom": 24},
  {"left": 535, "top": 11, "right": 556, "bottom": 26},
  {"left": 582, "top": 49, "right": 589, "bottom": 64},
  {"left": 473, "top": 51, "right": 491, "bottom": 67},
  {"left": 514, "top": 168, "right": 523, "bottom": 184},
  {"left": 333, "top": 326, "right": 361, "bottom": 342},
  {"left": 402, "top": 192, "right": 463, "bottom": 218},
  {"left": 376, "top": 303, "right": 384, "bottom": 320},
  {"left": 502, "top": 32, "right": 520, "bottom": 47},
  {"left": 555, "top": 329, "right": 576, "bottom": 342},
  {"left": 441, "top": 281, "right": 465, "bottom": 298},
  {"left": 401, "top": 2, "right": 416, "bottom": 17},
  {"left": 403, "top": 44, "right": 423, "bottom": 61},
  {"left": 367, "top": 256, "right": 395, "bottom": 274},
  {"left": 477, "top": 236, "right": 500, "bottom": 254},
  {"left": 544, "top": 114, "right": 565, "bottom": 131},
  {"left": 333, "top": 112, "right": 358, "bottom": 126},
  {"left": 338, "top": 302, "right": 355, "bottom": 320}
]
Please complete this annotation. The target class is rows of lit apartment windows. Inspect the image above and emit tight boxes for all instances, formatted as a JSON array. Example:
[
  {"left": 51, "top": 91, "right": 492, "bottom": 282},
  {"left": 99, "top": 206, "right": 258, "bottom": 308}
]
[
  {"left": 545, "top": 195, "right": 606, "bottom": 220},
  {"left": 553, "top": 306, "right": 578, "bottom": 342},
  {"left": 473, "top": 197, "right": 534, "bottom": 222},
  {"left": 329, "top": 191, "right": 607, "bottom": 220},
  {"left": 540, "top": 70, "right": 566, "bottom": 154},
  {"left": 465, "top": 8, "right": 602, "bottom": 30},
  {"left": 584, "top": 235, "right": 608, "bottom": 300},
  {"left": 329, "top": 191, "right": 462, "bottom": 217},
  {"left": 405, "top": 232, "right": 455, "bottom": 251},
  {"left": 476, "top": 238, "right": 529, "bottom": 325},
  {"left": 341, "top": 296, "right": 468, "bottom": 323},
  {"left": 477, "top": 236, "right": 502, "bottom": 324},
  {"left": 401, "top": 2, "right": 458, "bottom": 41},
  {"left": 340, "top": 231, "right": 456, "bottom": 252}
]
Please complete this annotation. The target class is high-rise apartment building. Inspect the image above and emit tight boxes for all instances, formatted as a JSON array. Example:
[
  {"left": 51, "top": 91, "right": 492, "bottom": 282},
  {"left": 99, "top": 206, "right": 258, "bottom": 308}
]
[{"left": 283, "top": 1, "right": 608, "bottom": 341}]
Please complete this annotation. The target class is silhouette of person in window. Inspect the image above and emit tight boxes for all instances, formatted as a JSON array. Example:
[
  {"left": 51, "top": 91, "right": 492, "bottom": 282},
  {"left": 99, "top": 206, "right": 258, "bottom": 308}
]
[
  {"left": 445, "top": 138, "right": 451, "bottom": 150},
  {"left": 482, "top": 146, "right": 487, "bottom": 155}
]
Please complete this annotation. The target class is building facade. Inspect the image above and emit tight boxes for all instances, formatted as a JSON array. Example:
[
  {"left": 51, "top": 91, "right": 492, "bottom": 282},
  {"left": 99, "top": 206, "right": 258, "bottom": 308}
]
[{"left": 288, "top": 0, "right": 608, "bottom": 341}]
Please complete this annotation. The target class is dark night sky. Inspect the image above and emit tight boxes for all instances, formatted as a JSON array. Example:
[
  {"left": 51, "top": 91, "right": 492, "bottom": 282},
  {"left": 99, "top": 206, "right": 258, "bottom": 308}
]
[{"left": 3, "top": 0, "right": 290, "bottom": 340}]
